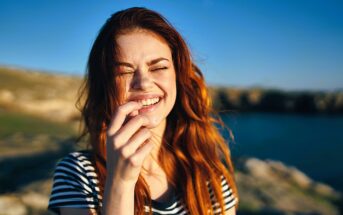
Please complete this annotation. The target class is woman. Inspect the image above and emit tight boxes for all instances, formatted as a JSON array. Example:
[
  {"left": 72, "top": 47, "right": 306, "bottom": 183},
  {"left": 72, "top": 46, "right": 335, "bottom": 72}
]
[{"left": 48, "top": 7, "right": 238, "bottom": 215}]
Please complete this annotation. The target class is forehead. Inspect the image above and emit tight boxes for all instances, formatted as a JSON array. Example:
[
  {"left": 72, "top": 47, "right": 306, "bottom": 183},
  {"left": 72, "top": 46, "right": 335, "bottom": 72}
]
[{"left": 115, "top": 30, "right": 172, "bottom": 61}]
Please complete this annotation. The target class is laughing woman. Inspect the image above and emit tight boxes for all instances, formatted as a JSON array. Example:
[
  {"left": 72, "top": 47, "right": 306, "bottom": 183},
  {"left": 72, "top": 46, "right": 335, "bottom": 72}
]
[{"left": 48, "top": 7, "right": 238, "bottom": 215}]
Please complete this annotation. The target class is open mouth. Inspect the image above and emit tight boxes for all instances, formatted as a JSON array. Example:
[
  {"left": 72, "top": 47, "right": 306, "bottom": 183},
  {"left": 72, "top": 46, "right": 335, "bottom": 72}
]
[
  {"left": 139, "top": 97, "right": 160, "bottom": 107},
  {"left": 136, "top": 97, "right": 162, "bottom": 113}
]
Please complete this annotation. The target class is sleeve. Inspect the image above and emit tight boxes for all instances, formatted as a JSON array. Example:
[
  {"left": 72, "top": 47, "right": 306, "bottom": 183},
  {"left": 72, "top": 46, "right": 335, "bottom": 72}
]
[
  {"left": 48, "top": 153, "right": 100, "bottom": 214},
  {"left": 208, "top": 175, "right": 238, "bottom": 214}
]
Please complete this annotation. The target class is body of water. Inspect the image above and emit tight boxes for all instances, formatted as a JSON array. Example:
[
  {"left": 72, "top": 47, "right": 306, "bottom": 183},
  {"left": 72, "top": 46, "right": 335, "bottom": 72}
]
[{"left": 221, "top": 112, "right": 343, "bottom": 192}]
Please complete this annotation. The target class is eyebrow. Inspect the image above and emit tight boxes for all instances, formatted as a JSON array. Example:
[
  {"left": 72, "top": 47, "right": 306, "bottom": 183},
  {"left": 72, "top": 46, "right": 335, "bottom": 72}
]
[{"left": 114, "top": 57, "right": 169, "bottom": 68}]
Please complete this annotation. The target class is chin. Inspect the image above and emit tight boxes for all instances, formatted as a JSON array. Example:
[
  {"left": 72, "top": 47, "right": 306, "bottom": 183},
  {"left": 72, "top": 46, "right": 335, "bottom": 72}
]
[{"left": 144, "top": 115, "right": 165, "bottom": 129}]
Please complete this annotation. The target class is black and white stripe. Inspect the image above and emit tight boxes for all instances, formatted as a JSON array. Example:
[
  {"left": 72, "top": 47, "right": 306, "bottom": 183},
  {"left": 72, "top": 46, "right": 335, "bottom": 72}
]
[{"left": 48, "top": 151, "right": 237, "bottom": 214}]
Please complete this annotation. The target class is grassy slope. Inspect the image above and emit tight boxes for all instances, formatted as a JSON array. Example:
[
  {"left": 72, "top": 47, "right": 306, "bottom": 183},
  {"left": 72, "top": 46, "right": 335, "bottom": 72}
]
[
  {"left": 0, "top": 67, "right": 81, "bottom": 100},
  {"left": 0, "top": 109, "right": 75, "bottom": 138}
]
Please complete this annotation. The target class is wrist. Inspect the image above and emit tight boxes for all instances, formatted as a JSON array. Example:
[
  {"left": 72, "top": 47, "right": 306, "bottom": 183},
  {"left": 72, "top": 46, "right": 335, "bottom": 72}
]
[
  {"left": 102, "top": 178, "right": 136, "bottom": 215},
  {"left": 105, "top": 176, "right": 136, "bottom": 193}
]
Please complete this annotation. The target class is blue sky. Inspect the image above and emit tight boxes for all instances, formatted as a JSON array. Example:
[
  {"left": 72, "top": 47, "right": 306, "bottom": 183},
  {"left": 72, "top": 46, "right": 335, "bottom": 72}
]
[{"left": 0, "top": 0, "right": 342, "bottom": 91}]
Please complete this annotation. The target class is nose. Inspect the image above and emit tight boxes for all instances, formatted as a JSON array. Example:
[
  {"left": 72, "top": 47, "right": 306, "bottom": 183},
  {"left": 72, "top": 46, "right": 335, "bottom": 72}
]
[{"left": 130, "top": 68, "right": 153, "bottom": 91}]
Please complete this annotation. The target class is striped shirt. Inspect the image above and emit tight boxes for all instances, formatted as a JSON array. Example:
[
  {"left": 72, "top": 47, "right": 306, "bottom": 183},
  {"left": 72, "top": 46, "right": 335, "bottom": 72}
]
[{"left": 48, "top": 151, "right": 237, "bottom": 214}]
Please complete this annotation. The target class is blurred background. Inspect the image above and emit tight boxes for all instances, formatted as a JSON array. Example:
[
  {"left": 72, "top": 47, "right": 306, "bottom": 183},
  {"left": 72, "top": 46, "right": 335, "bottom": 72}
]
[{"left": 0, "top": 0, "right": 342, "bottom": 214}]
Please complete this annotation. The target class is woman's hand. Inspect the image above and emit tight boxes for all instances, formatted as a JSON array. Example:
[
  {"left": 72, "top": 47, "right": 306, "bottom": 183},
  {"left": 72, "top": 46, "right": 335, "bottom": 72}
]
[
  {"left": 106, "top": 101, "right": 154, "bottom": 185},
  {"left": 102, "top": 101, "right": 154, "bottom": 215}
]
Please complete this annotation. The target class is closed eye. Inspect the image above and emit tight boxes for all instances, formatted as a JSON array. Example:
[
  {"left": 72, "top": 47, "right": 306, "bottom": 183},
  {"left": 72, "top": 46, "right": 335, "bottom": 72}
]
[
  {"left": 151, "top": 67, "right": 168, "bottom": 72},
  {"left": 118, "top": 71, "right": 134, "bottom": 76}
]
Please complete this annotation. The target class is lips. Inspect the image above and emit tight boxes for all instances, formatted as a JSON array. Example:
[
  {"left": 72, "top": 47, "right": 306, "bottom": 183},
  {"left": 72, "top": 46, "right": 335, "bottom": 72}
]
[{"left": 129, "top": 94, "right": 163, "bottom": 101}]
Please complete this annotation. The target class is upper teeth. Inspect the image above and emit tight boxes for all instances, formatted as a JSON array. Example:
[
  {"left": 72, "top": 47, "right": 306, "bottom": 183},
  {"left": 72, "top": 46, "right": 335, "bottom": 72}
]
[{"left": 138, "top": 97, "right": 160, "bottom": 106}]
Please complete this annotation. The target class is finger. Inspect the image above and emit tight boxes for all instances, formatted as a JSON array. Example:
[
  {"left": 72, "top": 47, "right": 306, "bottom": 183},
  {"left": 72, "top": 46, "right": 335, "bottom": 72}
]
[
  {"left": 124, "top": 110, "right": 139, "bottom": 124},
  {"left": 112, "top": 115, "right": 150, "bottom": 149},
  {"left": 128, "top": 141, "right": 155, "bottom": 167},
  {"left": 119, "top": 128, "right": 151, "bottom": 159},
  {"left": 128, "top": 110, "right": 139, "bottom": 117},
  {"left": 107, "top": 102, "right": 142, "bottom": 135}
]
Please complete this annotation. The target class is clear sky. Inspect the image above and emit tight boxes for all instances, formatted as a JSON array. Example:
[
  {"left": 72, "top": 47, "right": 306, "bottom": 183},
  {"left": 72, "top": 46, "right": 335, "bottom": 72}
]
[{"left": 0, "top": 0, "right": 342, "bottom": 91}]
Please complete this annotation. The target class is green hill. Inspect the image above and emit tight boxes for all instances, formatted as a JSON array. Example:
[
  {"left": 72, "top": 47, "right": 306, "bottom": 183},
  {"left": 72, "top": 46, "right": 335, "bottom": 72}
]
[{"left": 0, "top": 67, "right": 82, "bottom": 121}]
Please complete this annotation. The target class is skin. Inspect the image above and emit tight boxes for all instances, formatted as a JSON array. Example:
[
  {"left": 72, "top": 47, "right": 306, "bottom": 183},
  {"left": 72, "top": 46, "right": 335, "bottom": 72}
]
[{"left": 60, "top": 30, "right": 235, "bottom": 215}]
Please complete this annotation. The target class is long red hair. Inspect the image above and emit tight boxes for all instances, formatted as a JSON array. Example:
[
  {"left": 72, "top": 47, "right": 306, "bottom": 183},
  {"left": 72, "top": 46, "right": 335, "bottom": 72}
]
[{"left": 77, "top": 7, "right": 238, "bottom": 214}]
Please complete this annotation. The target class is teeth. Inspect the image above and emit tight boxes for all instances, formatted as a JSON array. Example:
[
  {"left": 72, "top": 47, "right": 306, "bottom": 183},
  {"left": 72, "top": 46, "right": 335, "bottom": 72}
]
[{"left": 138, "top": 97, "right": 160, "bottom": 106}]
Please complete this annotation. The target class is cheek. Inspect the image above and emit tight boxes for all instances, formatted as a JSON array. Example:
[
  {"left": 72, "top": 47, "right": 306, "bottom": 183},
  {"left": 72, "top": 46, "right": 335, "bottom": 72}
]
[
  {"left": 169, "top": 72, "right": 177, "bottom": 99},
  {"left": 169, "top": 80, "right": 177, "bottom": 102},
  {"left": 115, "top": 76, "right": 132, "bottom": 104},
  {"left": 159, "top": 75, "right": 177, "bottom": 107},
  {"left": 158, "top": 74, "right": 176, "bottom": 95},
  {"left": 122, "top": 77, "right": 134, "bottom": 100}
]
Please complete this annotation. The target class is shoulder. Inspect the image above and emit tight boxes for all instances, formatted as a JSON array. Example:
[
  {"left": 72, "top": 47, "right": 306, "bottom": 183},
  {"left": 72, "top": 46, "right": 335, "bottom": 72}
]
[
  {"left": 52, "top": 150, "right": 99, "bottom": 187},
  {"left": 207, "top": 175, "right": 238, "bottom": 213},
  {"left": 57, "top": 150, "right": 94, "bottom": 167},
  {"left": 48, "top": 151, "right": 101, "bottom": 213},
  {"left": 53, "top": 151, "right": 97, "bottom": 181}
]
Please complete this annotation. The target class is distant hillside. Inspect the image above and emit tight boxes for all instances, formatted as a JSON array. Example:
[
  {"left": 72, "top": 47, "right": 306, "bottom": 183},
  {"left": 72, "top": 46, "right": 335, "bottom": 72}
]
[
  {"left": 0, "top": 67, "right": 82, "bottom": 121},
  {"left": 209, "top": 86, "right": 343, "bottom": 114}
]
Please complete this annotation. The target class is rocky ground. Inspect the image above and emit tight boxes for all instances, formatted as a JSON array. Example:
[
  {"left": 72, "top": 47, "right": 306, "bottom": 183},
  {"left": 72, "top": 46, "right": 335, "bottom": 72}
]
[{"left": 235, "top": 157, "right": 341, "bottom": 214}]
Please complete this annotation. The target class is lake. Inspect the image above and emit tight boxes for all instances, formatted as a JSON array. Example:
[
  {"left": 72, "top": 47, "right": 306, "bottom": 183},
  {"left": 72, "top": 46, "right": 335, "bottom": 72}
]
[{"left": 221, "top": 112, "right": 343, "bottom": 192}]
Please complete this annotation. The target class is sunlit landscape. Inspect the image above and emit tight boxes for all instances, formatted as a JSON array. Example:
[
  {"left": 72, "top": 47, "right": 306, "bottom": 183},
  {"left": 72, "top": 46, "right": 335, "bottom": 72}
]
[{"left": 0, "top": 67, "right": 341, "bottom": 214}]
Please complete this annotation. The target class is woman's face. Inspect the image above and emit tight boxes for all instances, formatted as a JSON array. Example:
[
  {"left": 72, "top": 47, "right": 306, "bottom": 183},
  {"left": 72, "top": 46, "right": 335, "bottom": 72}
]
[{"left": 115, "top": 30, "right": 177, "bottom": 129}]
